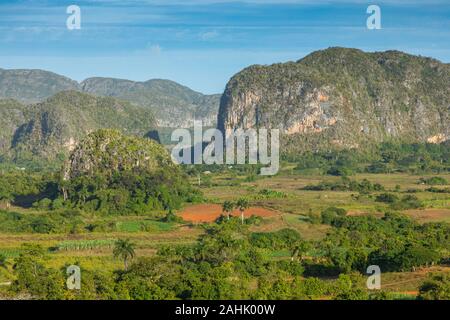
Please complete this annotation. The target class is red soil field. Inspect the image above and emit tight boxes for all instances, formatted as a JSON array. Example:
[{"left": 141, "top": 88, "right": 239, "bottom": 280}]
[{"left": 179, "top": 204, "right": 279, "bottom": 223}]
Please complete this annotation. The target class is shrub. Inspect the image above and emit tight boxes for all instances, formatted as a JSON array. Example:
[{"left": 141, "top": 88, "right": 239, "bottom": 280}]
[
  {"left": 418, "top": 273, "right": 450, "bottom": 300},
  {"left": 321, "top": 207, "right": 347, "bottom": 224},
  {"left": 391, "top": 195, "right": 423, "bottom": 210},
  {"left": 161, "top": 211, "right": 184, "bottom": 223},
  {"left": 51, "top": 198, "right": 65, "bottom": 210},
  {"left": 419, "top": 177, "right": 448, "bottom": 185},
  {"left": 375, "top": 193, "right": 399, "bottom": 203},
  {"left": 32, "top": 198, "right": 52, "bottom": 210}
]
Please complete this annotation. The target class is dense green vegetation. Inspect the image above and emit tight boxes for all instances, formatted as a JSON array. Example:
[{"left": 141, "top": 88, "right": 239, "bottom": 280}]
[
  {"left": 292, "top": 142, "right": 450, "bottom": 176},
  {"left": 320, "top": 212, "right": 449, "bottom": 273},
  {"left": 2, "top": 212, "right": 448, "bottom": 300},
  {"left": 304, "top": 177, "right": 384, "bottom": 193},
  {"left": 1, "top": 130, "right": 203, "bottom": 216},
  {"left": 418, "top": 273, "right": 450, "bottom": 300}
]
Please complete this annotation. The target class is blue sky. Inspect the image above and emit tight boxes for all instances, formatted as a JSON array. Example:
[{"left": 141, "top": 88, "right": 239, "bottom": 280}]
[{"left": 0, "top": 0, "right": 449, "bottom": 94}]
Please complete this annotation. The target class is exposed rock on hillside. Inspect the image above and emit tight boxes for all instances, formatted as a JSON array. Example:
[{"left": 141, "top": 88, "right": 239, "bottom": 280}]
[
  {"left": 218, "top": 47, "right": 450, "bottom": 154},
  {"left": 0, "top": 69, "right": 220, "bottom": 128},
  {"left": 62, "top": 129, "right": 175, "bottom": 180},
  {"left": 0, "top": 99, "right": 28, "bottom": 154}
]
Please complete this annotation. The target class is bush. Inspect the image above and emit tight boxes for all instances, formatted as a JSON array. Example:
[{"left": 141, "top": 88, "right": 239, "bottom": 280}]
[
  {"left": 29, "top": 216, "right": 56, "bottom": 233},
  {"left": 418, "top": 273, "right": 450, "bottom": 300},
  {"left": 307, "top": 212, "right": 321, "bottom": 224},
  {"left": 303, "top": 178, "right": 384, "bottom": 193},
  {"left": 32, "top": 198, "right": 52, "bottom": 210},
  {"left": 419, "top": 177, "right": 448, "bottom": 185},
  {"left": 51, "top": 198, "right": 65, "bottom": 210},
  {"left": 321, "top": 207, "right": 347, "bottom": 224},
  {"left": 327, "top": 166, "right": 353, "bottom": 176},
  {"left": 161, "top": 211, "right": 184, "bottom": 223},
  {"left": 375, "top": 193, "right": 399, "bottom": 203},
  {"left": 425, "top": 187, "right": 450, "bottom": 193},
  {"left": 391, "top": 195, "right": 423, "bottom": 210}
]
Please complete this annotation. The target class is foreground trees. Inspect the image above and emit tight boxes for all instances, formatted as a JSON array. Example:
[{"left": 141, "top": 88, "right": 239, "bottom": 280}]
[
  {"left": 3, "top": 213, "right": 449, "bottom": 300},
  {"left": 418, "top": 273, "right": 450, "bottom": 300},
  {"left": 236, "top": 198, "right": 250, "bottom": 224},
  {"left": 113, "top": 239, "right": 136, "bottom": 271},
  {"left": 222, "top": 201, "right": 234, "bottom": 220}
]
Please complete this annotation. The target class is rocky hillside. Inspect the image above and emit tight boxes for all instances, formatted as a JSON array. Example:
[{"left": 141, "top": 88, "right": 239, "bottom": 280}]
[
  {"left": 62, "top": 129, "right": 175, "bottom": 180},
  {"left": 218, "top": 47, "right": 450, "bottom": 155},
  {"left": 10, "top": 91, "right": 157, "bottom": 164},
  {"left": 0, "top": 68, "right": 80, "bottom": 103},
  {"left": 81, "top": 77, "right": 220, "bottom": 127},
  {"left": 0, "top": 68, "right": 220, "bottom": 128},
  {"left": 0, "top": 99, "right": 29, "bottom": 155}
]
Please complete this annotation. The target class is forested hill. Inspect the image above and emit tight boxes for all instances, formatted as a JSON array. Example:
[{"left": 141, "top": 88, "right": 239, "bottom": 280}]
[
  {"left": 81, "top": 78, "right": 220, "bottom": 127},
  {"left": 218, "top": 47, "right": 450, "bottom": 156},
  {"left": 5, "top": 91, "right": 157, "bottom": 167},
  {"left": 0, "top": 68, "right": 80, "bottom": 104},
  {"left": 0, "top": 69, "right": 220, "bottom": 128}
]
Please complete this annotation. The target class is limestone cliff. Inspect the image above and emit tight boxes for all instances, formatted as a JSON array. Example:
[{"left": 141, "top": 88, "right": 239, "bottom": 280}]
[{"left": 218, "top": 47, "right": 450, "bottom": 154}]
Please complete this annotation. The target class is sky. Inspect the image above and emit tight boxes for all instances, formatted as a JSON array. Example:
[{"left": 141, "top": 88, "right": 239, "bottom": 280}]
[{"left": 0, "top": 0, "right": 449, "bottom": 94}]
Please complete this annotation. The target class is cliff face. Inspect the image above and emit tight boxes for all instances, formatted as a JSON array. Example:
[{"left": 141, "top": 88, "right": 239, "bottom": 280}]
[
  {"left": 218, "top": 48, "right": 450, "bottom": 154},
  {"left": 0, "top": 99, "right": 28, "bottom": 155}
]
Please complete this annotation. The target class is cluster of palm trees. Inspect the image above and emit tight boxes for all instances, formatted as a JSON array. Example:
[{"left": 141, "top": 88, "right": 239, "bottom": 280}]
[
  {"left": 221, "top": 198, "right": 250, "bottom": 224},
  {"left": 113, "top": 199, "right": 251, "bottom": 270}
]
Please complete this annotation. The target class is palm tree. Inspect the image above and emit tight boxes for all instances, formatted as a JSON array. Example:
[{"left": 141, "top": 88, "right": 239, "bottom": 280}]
[
  {"left": 222, "top": 200, "right": 235, "bottom": 220},
  {"left": 236, "top": 198, "right": 250, "bottom": 224},
  {"left": 113, "top": 239, "right": 136, "bottom": 271},
  {"left": 0, "top": 254, "right": 7, "bottom": 269}
]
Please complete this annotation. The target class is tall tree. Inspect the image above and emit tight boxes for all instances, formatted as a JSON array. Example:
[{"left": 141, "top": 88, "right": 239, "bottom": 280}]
[
  {"left": 222, "top": 200, "right": 235, "bottom": 220},
  {"left": 236, "top": 198, "right": 250, "bottom": 225},
  {"left": 113, "top": 239, "right": 136, "bottom": 271},
  {"left": 290, "top": 240, "right": 310, "bottom": 262}
]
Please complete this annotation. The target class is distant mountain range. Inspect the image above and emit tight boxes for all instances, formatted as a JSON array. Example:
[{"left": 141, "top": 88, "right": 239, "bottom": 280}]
[
  {"left": 0, "top": 68, "right": 220, "bottom": 128},
  {"left": 0, "top": 47, "right": 448, "bottom": 168}
]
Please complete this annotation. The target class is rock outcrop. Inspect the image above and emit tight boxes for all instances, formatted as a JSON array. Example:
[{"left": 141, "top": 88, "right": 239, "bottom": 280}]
[
  {"left": 218, "top": 47, "right": 450, "bottom": 154},
  {"left": 62, "top": 129, "right": 174, "bottom": 180}
]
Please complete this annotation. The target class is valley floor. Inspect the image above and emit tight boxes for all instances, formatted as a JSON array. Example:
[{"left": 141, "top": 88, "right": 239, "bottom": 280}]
[{"left": 0, "top": 171, "right": 449, "bottom": 299}]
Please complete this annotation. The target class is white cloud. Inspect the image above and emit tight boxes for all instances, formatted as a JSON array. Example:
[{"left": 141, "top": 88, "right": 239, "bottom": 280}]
[{"left": 200, "top": 30, "right": 219, "bottom": 40}]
